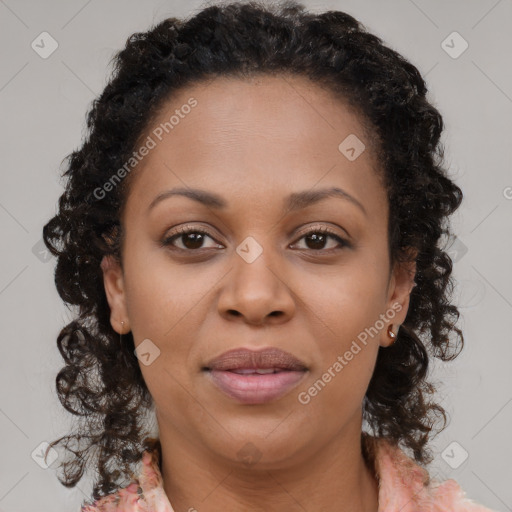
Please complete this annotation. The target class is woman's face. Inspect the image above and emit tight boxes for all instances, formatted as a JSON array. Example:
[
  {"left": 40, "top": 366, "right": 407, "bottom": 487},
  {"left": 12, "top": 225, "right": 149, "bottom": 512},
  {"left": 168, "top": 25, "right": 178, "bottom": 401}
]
[{"left": 101, "top": 74, "right": 416, "bottom": 469}]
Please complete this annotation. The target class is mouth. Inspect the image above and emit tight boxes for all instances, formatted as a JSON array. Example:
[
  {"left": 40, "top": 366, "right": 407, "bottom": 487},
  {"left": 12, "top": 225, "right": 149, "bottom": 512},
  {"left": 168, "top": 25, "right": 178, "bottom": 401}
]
[{"left": 202, "top": 347, "right": 308, "bottom": 404}]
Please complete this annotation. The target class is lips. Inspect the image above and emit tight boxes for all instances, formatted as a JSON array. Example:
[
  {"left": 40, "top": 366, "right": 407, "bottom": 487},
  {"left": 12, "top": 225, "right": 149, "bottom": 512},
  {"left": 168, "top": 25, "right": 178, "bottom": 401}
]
[
  {"left": 204, "top": 347, "right": 308, "bottom": 372},
  {"left": 203, "top": 347, "right": 308, "bottom": 404}
]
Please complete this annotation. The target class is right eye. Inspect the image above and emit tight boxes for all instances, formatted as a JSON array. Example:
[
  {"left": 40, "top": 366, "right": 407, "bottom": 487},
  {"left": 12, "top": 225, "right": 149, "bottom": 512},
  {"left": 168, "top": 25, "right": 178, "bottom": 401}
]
[{"left": 160, "top": 226, "right": 223, "bottom": 251}]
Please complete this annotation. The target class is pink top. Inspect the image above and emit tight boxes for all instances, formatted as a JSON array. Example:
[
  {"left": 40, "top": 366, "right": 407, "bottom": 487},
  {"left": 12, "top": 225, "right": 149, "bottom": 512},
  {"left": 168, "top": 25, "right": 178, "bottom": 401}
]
[{"left": 80, "top": 434, "right": 497, "bottom": 511}]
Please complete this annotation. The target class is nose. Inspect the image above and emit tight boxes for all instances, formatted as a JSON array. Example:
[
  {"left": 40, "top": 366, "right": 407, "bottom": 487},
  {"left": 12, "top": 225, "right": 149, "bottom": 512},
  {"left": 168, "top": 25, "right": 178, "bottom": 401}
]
[{"left": 217, "top": 249, "right": 295, "bottom": 327}]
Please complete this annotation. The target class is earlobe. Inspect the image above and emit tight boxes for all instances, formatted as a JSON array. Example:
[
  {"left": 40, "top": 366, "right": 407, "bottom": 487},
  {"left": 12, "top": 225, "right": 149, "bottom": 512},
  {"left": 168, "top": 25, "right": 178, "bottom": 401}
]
[{"left": 100, "top": 254, "right": 130, "bottom": 334}]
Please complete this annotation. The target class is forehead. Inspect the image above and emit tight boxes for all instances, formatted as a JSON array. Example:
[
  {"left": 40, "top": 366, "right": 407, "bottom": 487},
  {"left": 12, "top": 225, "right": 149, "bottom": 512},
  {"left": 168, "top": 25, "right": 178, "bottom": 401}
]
[
  {"left": 123, "top": 73, "right": 385, "bottom": 219},
  {"left": 150, "top": 73, "right": 371, "bottom": 148}
]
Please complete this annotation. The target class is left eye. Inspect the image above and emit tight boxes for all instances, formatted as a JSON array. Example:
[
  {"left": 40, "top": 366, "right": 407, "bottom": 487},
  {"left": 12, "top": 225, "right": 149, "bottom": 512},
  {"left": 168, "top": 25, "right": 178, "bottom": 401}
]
[
  {"left": 161, "top": 226, "right": 348, "bottom": 252},
  {"left": 291, "top": 227, "right": 348, "bottom": 251}
]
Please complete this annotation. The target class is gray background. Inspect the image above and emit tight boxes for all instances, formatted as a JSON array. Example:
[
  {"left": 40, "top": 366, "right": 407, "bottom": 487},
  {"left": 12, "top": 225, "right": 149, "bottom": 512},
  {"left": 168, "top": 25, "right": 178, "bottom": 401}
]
[{"left": 0, "top": 0, "right": 511, "bottom": 510}]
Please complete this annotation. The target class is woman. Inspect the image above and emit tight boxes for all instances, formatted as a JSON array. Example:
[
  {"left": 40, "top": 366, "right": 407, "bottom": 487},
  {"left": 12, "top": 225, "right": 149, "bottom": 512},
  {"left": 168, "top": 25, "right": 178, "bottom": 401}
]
[{"left": 42, "top": 1, "right": 497, "bottom": 510}]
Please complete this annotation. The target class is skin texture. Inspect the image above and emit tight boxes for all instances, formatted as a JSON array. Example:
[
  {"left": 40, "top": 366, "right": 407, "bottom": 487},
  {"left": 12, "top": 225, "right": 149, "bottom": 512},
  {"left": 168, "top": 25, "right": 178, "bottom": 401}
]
[{"left": 101, "top": 74, "right": 416, "bottom": 512}]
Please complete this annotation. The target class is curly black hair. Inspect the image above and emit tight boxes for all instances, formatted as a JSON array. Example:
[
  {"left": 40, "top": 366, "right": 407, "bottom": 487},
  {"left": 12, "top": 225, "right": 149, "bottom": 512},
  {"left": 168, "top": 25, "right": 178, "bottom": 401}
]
[{"left": 42, "top": 0, "right": 464, "bottom": 502}]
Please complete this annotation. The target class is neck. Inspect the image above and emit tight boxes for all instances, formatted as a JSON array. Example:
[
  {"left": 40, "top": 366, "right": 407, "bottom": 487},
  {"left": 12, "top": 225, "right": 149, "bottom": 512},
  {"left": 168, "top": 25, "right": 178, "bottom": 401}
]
[{"left": 158, "top": 417, "right": 379, "bottom": 512}]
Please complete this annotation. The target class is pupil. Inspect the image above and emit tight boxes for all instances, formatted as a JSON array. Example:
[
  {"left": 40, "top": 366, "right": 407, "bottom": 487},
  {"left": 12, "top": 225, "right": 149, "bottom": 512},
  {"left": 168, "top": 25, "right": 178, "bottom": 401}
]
[
  {"left": 306, "top": 233, "right": 326, "bottom": 250},
  {"left": 183, "top": 233, "right": 204, "bottom": 249}
]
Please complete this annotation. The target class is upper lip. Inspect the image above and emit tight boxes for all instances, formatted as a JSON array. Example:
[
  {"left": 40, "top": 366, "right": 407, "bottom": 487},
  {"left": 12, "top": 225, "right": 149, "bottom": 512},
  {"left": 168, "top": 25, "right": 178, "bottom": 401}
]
[{"left": 204, "top": 347, "right": 308, "bottom": 372}]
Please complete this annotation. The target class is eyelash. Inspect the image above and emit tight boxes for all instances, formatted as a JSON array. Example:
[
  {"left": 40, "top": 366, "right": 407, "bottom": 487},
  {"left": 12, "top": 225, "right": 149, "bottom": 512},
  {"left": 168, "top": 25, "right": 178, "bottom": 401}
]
[{"left": 160, "top": 224, "right": 350, "bottom": 253}]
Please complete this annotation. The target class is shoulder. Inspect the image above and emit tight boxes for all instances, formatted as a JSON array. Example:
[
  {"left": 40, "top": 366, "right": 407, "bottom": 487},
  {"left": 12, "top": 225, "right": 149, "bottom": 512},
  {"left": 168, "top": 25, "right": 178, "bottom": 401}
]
[
  {"left": 363, "top": 433, "right": 498, "bottom": 512},
  {"left": 81, "top": 482, "right": 142, "bottom": 512},
  {"left": 80, "top": 448, "right": 174, "bottom": 512}
]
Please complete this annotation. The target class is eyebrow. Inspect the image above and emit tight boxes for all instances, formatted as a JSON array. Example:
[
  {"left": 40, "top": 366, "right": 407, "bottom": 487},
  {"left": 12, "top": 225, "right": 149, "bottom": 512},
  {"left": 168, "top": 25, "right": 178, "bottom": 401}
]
[{"left": 147, "top": 186, "right": 367, "bottom": 216}]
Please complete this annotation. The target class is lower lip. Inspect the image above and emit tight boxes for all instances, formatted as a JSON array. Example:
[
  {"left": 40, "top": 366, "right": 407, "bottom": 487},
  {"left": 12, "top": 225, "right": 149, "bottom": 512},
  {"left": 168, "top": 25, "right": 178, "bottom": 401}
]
[{"left": 206, "top": 369, "right": 307, "bottom": 404}]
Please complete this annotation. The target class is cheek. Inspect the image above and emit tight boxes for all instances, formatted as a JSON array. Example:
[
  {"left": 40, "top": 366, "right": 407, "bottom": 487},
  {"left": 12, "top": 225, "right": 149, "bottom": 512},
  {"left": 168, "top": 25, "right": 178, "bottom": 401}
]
[
  {"left": 297, "top": 261, "right": 385, "bottom": 342},
  {"left": 295, "top": 263, "right": 383, "bottom": 396},
  {"left": 123, "top": 247, "right": 210, "bottom": 341}
]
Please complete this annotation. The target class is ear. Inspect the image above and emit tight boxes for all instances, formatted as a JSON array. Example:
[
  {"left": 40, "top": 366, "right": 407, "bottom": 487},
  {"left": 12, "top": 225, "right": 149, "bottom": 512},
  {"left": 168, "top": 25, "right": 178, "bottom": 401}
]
[
  {"left": 100, "top": 254, "right": 130, "bottom": 334},
  {"left": 381, "top": 247, "right": 418, "bottom": 347}
]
